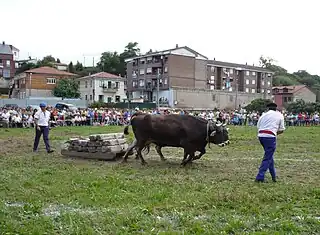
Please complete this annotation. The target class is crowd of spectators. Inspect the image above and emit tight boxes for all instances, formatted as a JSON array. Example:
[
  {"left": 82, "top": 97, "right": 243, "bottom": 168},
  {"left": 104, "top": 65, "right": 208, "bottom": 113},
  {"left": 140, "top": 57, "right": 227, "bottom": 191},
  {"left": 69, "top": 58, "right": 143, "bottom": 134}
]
[{"left": 0, "top": 105, "right": 319, "bottom": 128}]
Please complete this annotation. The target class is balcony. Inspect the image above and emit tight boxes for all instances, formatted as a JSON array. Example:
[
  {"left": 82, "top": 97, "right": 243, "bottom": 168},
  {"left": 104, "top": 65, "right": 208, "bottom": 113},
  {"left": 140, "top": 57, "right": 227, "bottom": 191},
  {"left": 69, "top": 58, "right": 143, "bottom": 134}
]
[{"left": 103, "top": 86, "right": 118, "bottom": 93}]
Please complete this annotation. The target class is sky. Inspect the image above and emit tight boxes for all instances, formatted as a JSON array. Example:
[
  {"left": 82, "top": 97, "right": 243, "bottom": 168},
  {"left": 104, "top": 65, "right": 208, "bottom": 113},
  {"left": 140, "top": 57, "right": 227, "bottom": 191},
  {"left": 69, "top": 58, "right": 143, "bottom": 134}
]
[{"left": 2, "top": 0, "right": 320, "bottom": 74}]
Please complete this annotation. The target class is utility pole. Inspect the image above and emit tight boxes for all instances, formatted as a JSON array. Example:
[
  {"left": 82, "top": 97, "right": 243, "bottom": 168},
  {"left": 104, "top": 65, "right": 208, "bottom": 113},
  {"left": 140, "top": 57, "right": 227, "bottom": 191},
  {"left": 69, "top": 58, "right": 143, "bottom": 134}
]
[
  {"left": 157, "top": 68, "right": 160, "bottom": 110},
  {"left": 235, "top": 68, "right": 242, "bottom": 109}
]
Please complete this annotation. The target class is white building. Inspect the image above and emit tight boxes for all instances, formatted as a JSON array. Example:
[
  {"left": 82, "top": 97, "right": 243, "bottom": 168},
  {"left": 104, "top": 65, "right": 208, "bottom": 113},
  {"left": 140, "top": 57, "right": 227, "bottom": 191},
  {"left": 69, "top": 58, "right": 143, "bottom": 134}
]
[{"left": 77, "top": 72, "right": 126, "bottom": 103}]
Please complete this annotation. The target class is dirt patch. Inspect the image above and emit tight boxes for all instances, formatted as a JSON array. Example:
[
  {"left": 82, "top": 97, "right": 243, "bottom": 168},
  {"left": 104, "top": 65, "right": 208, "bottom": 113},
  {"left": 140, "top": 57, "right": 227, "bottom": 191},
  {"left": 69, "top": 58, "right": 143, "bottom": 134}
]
[{"left": 0, "top": 137, "right": 33, "bottom": 156}]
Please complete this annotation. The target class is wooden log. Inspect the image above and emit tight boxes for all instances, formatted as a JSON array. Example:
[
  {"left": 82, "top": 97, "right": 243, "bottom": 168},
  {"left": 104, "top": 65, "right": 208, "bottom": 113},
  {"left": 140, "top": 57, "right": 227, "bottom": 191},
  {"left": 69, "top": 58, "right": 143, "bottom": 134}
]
[{"left": 61, "top": 149, "right": 118, "bottom": 160}]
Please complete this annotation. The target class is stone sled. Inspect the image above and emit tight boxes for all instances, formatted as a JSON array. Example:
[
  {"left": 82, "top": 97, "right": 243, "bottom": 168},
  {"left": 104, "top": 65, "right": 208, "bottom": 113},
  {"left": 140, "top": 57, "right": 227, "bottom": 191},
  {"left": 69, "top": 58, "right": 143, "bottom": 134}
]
[{"left": 61, "top": 133, "right": 130, "bottom": 161}]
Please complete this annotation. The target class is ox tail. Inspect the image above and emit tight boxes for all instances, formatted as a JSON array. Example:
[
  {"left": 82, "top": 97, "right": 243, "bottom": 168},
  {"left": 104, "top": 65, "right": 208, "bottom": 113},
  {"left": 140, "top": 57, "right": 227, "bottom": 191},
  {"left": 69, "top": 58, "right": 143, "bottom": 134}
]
[{"left": 124, "top": 125, "right": 130, "bottom": 135}]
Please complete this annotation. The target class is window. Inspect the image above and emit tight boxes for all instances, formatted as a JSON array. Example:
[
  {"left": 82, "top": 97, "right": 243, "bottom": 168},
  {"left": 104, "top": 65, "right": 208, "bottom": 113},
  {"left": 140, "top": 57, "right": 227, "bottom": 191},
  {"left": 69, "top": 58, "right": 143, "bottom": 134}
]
[
  {"left": 211, "top": 67, "right": 215, "bottom": 73},
  {"left": 90, "top": 95, "right": 92, "bottom": 100},
  {"left": 267, "top": 89, "right": 271, "bottom": 94},
  {"left": 246, "top": 71, "right": 250, "bottom": 76},
  {"left": 115, "top": 95, "right": 120, "bottom": 102},
  {"left": 261, "top": 89, "right": 265, "bottom": 93},
  {"left": 229, "top": 69, "right": 233, "bottom": 74},
  {"left": 139, "top": 69, "right": 145, "bottom": 75},
  {"left": 107, "top": 97, "right": 112, "bottom": 103},
  {"left": 252, "top": 88, "right": 256, "bottom": 93},
  {"left": 107, "top": 81, "right": 112, "bottom": 88},
  {"left": 164, "top": 66, "right": 168, "bottom": 73},
  {"left": 164, "top": 78, "right": 168, "bottom": 85},
  {"left": 132, "top": 71, "right": 137, "bottom": 78},
  {"left": 146, "top": 68, "right": 152, "bottom": 74},
  {"left": 212, "top": 94, "right": 216, "bottom": 101},
  {"left": 252, "top": 79, "right": 256, "bottom": 85},
  {"left": 6, "top": 60, "right": 10, "bottom": 67},
  {"left": 246, "top": 79, "right": 249, "bottom": 85},
  {"left": 252, "top": 71, "right": 256, "bottom": 76},
  {"left": 3, "top": 69, "right": 10, "bottom": 78},
  {"left": 262, "top": 81, "right": 265, "bottom": 86},
  {"left": 288, "top": 97, "right": 292, "bottom": 102},
  {"left": 140, "top": 59, "right": 145, "bottom": 64},
  {"left": 47, "top": 78, "right": 56, "bottom": 84},
  {"left": 85, "top": 81, "right": 88, "bottom": 88},
  {"left": 245, "top": 88, "right": 249, "bottom": 93},
  {"left": 115, "top": 82, "right": 119, "bottom": 89},
  {"left": 85, "top": 95, "right": 88, "bottom": 100},
  {"left": 139, "top": 79, "right": 145, "bottom": 87},
  {"left": 210, "top": 85, "right": 215, "bottom": 90},
  {"left": 229, "top": 86, "right": 233, "bottom": 92},
  {"left": 90, "top": 80, "right": 93, "bottom": 87},
  {"left": 267, "top": 81, "right": 271, "bottom": 86}
]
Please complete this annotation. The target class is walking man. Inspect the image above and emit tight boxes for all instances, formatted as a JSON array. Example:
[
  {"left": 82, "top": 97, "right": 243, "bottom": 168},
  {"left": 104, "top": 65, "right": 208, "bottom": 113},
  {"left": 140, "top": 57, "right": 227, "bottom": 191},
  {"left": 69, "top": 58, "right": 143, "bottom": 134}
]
[
  {"left": 255, "top": 102, "right": 285, "bottom": 182},
  {"left": 33, "top": 102, "right": 54, "bottom": 153}
]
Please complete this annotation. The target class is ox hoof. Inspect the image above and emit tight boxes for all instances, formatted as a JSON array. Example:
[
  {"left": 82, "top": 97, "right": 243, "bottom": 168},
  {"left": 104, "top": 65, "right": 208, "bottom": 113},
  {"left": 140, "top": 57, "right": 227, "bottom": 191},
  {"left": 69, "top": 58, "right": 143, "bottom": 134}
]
[
  {"left": 141, "top": 161, "right": 147, "bottom": 166},
  {"left": 161, "top": 158, "right": 167, "bottom": 162},
  {"left": 120, "top": 160, "right": 128, "bottom": 164}
]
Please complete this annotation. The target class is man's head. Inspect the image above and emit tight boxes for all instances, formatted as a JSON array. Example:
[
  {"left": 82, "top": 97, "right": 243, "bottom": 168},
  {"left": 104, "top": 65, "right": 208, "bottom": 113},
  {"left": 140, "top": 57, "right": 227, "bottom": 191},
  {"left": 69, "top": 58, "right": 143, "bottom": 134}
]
[
  {"left": 267, "top": 102, "right": 277, "bottom": 111},
  {"left": 39, "top": 102, "right": 46, "bottom": 111}
]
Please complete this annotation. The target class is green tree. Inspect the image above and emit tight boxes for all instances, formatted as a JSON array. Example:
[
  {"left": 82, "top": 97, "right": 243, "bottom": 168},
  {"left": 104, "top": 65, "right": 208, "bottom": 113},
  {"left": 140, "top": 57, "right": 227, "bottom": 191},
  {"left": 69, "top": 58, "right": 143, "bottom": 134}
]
[
  {"left": 53, "top": 79, "right": 80, "bottom": 98},
  {"left": 97, "top": 51, "right": 121, "bottom": 75},
  {"left": 74, "top": 61, "right": 84, "bottom": 72},
  {"left": 118, "top": 42, "right": 141, "bottom": 76},
  {"left": 286, "top": 99, "right": 320, "bottom": 113},
  {"left": 56, "top": 58, "right": 61, "bottom": 63},
  {"left": 40, "top": 55, "right": 56, "bottom": 67},
  {"left": 244, "top": 98, "right": 272, "bottom": 114},
  {"left": 68, "top": 62, "right": 75, "bottom": 73}
]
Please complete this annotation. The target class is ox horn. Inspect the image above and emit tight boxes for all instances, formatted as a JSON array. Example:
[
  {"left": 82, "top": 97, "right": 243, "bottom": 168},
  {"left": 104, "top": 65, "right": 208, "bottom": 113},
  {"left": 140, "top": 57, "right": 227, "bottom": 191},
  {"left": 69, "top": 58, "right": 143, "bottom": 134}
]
[
  {"left": 222, "top": 123, "right": 227, "bottom": 127},
  {"left": 216, "top": 123, "right": 222, "bottom": 127}
]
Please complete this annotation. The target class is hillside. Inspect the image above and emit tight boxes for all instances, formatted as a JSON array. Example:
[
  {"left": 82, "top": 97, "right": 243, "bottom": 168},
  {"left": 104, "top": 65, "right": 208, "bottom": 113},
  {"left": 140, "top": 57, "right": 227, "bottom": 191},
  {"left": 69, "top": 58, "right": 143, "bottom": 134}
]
[{"left": 260, "top": 57, "right": 320, "bottom": 101}]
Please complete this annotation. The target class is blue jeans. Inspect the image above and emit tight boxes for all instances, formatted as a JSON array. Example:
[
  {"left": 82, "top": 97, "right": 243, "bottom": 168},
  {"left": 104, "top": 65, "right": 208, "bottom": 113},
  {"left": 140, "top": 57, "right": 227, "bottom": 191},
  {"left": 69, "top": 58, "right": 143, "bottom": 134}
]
[{"left": 256, "top": 137, "right": 276, "bottom": 181}]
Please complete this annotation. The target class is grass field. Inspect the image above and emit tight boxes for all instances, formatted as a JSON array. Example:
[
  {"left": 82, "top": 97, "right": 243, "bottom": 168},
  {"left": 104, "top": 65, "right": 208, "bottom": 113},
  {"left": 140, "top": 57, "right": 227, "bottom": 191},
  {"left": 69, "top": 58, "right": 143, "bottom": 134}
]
[{"left": 0, "top": 125, "right": 319, "bottom": 234}]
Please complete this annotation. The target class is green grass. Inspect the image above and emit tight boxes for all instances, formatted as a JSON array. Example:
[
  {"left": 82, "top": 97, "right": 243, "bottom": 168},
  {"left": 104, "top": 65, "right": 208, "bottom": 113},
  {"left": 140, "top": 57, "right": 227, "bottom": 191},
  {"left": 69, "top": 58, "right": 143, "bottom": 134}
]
[{"left": 0, "top": 125, "right": 319, "bottom": 234}]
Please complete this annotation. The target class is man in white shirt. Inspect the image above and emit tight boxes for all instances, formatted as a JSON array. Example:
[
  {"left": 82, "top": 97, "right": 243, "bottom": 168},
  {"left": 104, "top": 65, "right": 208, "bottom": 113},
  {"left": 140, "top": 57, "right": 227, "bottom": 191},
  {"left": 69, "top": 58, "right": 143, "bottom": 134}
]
[
  {"left": 255, "top": 102, "right": 285, "bottom": 182},
  {"left": 33, "top": 102, "right": 54, "bottom": 153}
]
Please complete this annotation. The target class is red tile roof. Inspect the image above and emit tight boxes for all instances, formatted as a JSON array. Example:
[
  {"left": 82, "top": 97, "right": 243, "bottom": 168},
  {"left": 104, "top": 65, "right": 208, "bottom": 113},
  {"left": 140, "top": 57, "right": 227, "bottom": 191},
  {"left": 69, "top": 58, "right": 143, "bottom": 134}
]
[
  {"left": 24, "top": 66, "right": 76, "bottom": 76},
  {"left": 272, "top": 85, "right": 306, "bottom": 93},
  {"left": 79, "top": 72, "right": 122, "bottom": 79}
]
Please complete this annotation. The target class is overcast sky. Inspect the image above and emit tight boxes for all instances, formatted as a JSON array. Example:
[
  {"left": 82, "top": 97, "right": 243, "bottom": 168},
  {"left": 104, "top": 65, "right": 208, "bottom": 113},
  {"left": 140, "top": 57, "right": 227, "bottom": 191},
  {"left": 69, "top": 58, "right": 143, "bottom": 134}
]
[{"left": 2, "top": 0, "right": 319, "bottom": 74}]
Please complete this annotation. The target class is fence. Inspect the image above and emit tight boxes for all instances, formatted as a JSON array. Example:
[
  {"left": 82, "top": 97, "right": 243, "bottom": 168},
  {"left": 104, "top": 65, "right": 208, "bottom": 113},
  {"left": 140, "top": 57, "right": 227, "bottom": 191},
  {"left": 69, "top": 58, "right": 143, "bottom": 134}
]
[{"left": 0, "top": 98, "right": 88, "bottom": 108}]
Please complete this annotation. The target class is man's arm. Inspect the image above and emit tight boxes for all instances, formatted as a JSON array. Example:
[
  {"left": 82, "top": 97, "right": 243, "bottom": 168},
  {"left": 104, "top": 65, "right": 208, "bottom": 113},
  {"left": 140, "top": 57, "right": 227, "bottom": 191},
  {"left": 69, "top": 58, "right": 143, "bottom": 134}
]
[
  {"left": 34, "top": 112, "right": 40, "bottom": 129},
  {"left": 277, "top": 115, "right": 286, "bottom": 135}
]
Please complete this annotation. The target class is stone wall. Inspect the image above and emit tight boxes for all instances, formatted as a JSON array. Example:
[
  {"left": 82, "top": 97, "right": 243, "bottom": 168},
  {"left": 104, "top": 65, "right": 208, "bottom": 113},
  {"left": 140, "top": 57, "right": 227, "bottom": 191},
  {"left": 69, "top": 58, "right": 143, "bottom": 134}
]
[{"left": 171, "top": 86, "right": 272, "bottom": 110}]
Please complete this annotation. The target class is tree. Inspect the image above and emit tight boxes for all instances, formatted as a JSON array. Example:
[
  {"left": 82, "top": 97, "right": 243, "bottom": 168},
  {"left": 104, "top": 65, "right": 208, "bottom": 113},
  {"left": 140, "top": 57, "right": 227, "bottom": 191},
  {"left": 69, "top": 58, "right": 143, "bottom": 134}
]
[
  {"left": 244, "top": 98, "right": 272, "bottom": 114},
  {"left": 40, "top": 55, "right": 56, "bottom": 67},
  {"left": 56, "top": 58, "right": 61, "bottom": 63},
  {"left": 74, "top": 61, "right": 84, "bottom": 72},
  {"left": 97, "top": 51, "right": 121, "bottom": 75},
  {"left": 68, "top": 62, "right": 75, "bottom": 73},
  {"left": 53, "top": 79, "right": 81, "bottom": 98},
  {"left": 118, "top": 42, "right": 141, "bottom": 76},
  {"left": 286, "top": 99, "right": 320, "bottom": 113}
]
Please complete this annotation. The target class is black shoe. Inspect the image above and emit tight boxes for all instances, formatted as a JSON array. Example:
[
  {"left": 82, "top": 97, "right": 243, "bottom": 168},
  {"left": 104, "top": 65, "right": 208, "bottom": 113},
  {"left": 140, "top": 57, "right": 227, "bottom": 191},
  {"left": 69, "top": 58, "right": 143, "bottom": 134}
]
[
  {"left": 255, "top": 179, "right": 264, "bottom": 183},
  {"left": 47, "top": 150, "right": 54, "bottom": 153},
  {"left": 272, "top": 178, "right": 277, "bottom": 182},
  {"left": 33, "top": 149, "right": 37, "bottom": 152}
]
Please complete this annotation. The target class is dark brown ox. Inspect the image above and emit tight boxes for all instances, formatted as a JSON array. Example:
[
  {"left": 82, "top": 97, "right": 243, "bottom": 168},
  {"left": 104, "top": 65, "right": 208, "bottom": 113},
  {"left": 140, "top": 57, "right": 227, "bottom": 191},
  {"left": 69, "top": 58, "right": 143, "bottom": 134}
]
[
  {"left": 132, "top": 122, "right": 230, "bottom": 162},
  {"left": 121, "top": 113, "right": 228, "bottom": 165}
]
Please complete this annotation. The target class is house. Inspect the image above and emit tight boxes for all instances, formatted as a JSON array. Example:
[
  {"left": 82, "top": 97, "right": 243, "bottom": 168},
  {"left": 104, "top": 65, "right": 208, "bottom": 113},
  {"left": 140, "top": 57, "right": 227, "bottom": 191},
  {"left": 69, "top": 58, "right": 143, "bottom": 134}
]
[
  {"left": 0, "top": 41, "right": 19, "bottom": 89},
  {"left": 52, "top": 62, "right": 68, "bottom": 71},
  {"left": 125, "top": 44, "right": 274, "bottom": 109},
  {"left": 11, "top": 66, "right": 77, "bottom": 98},
  {"left": 77, "top": 72, "right": 126, "bottom": 103},
  {"left": 272, "top": 85, "right": 316, "bottom": 110}
]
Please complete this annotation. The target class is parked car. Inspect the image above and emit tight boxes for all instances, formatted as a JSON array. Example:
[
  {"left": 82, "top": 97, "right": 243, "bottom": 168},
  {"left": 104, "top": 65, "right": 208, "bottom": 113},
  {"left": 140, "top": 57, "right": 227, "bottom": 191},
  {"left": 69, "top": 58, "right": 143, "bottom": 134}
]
[{"left": 55, "top": 102, "right": 78, "bottom": 111}]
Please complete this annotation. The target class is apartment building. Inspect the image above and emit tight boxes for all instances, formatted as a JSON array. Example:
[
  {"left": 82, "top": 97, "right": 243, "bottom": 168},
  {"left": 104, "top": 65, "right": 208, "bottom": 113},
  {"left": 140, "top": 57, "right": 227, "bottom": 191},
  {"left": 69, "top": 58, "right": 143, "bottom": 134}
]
[{"left": 125, "top": 45, "right": 274, "bottom": 109}]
